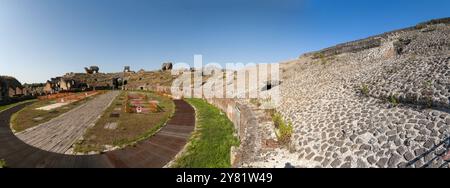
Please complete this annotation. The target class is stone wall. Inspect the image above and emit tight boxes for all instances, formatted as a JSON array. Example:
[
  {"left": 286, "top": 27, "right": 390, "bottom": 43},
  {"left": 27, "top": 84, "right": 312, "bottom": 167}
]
[
  {"left": 304, "top": 17, "right": 450, "bottom": 59},
  {"left": 307, "top": 37, "right": 383, "bottom": 59}
]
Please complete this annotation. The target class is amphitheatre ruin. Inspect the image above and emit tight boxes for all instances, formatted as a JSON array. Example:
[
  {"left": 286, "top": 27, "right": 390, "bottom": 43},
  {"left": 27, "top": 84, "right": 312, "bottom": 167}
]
[{"left": 0, "top": 18, "right": 449, "bottom": 168}]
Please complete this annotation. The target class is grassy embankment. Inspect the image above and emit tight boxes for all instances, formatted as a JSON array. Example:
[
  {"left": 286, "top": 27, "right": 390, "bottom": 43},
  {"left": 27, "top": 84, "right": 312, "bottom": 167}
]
[
  {"left": 172, "top": 98, "right": 239, "bottom": 168},
  {"left": 0, "top": 99, "right": 37, "bottom": 113}
]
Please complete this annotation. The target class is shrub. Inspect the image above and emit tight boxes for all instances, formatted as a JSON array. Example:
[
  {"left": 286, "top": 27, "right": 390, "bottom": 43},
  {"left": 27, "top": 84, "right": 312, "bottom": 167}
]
[
  {"left": 389, "top": 95, "right": 399, "bottom": 107},
  {"left": 319, "top": 54, "right": 327, "bottom": 65},
  {"left": 271, "top": 112, "right": 293, "bottom": 145},
  {"left": 249, "top": 98, "right": 261, "bottom": 107},
  {"left": 0, "top": 159, "right": 6, "bottom": 168},
  {"left": 360, "top": 84, "right": 369, "bottom": 96}
]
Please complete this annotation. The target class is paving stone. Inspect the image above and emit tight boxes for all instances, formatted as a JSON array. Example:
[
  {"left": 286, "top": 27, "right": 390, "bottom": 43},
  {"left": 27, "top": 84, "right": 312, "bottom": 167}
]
[
  {"left": 367, "top": 156, "right": 376, "bottom": 164},
  {"left": 356, "top": 159, "right": 367, "bottom": 168},
  {"left": 359, "top": 144, "right": 371, "bottom": 150},
  {"left": 394, "top": 138, "right": 402, "bottom": 146},
  {"left": 376, "top": 158, "right": 388, "bottom": 168},
  {"left": 321, "top": 158, "right": 331, "bottom": 167},
  {"left": 321, "top": 144, "right": 328, "bottom": 151},
  {"left": 415, "top": 136, "right": 426, "bottom": 142},
  {"left": 415, "top": 159, "right": 424, "bottom": 168},
  {"left": 386, "top": 130, "right": 397, "bottom": 136},
  {"left": 305, "top": 147, "right": 312, "bottom": 154},
  {"left": 341, "top": 162, "right": 351, "bottom": 168},
  {"left": 376, "top": 150, "right": 384, "bottom": 157},
  {"left": 349, "top": 134, "right": 358, "bottom": 142},
  {"left": 314, "top": 156, "right": 324, "bottom": 162},
  {"left": 403, "top": 151, "right": 415, "bottom": 161},
  {"left": 334, "top": 140, "right": 344, "bottom": 147},
  {"left": 418, "top": 119, "right": 428, "bottom": 125},
  {"left": 408, "top": 119, "right": 417, "bottom": 123},
  {"left": 414, "top": 148, "right": 427, "bottom": 156},
  {"left": 345, "top": 156, "right": 353, "bottom": 162},
  {"left": 388, "top": 154, "right": 401, "bottom": 168},
  {"left": 396, "top": 146, "right": 406, "bottom": 155},
  {"left": 405, "top": 124, "right": 413, "bottom": 129},
  {"left": 404, "top": 139, "right": 411, "bottom": 146},
  {"left": 305, "top": 152, "right": 315, "bottom": 160},
  {"left": 330, "top": 159, "right": 342, "bottom": 168},
  {"left": 423, "top": 140, "right": 434, "bottom": 149},
  {"left": 397, "top": 162, "right": 408, "bottom": 168}
]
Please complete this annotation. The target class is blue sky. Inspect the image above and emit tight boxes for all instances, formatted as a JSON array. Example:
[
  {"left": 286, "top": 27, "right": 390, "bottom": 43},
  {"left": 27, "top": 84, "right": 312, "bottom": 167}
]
[{"left": 0, "top": 0, "right": 449, "bottom": 83}]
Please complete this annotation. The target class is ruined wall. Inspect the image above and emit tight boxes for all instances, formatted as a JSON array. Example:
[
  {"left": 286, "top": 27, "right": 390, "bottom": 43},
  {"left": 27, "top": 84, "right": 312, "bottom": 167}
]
[
  {"left": 304, "top": 17, "right": 450, "bottom": 59},
  {"left": 309, "top": 37, "right": 383, "bottom": 58}
]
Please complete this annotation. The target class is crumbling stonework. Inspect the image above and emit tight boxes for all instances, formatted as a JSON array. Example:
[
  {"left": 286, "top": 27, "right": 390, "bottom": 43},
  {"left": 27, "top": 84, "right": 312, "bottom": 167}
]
[{"left": 161, "top": 62, "right": 173, "bottom": 71}]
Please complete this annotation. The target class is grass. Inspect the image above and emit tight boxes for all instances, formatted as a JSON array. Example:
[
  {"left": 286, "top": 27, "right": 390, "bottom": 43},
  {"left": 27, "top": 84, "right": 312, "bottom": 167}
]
[
  {"left": 172, "top": 98, "right": 239, "bottom": 168},
  {"left": 73, "top": 90, "right": 175, "bottom": 153},
  {"left": 0, "top": 99, "right": 37, "bottom": 113},
  {"left": 389, "top": 95, "right": 399, "bottom": 107},
  {"left": 10, "top": 93, "right": 102, "bottom": 132},
  {"left": 249, "top": 98, "right": 261, "bottom": 107},
  {"left": 360, "top": 84, "right": 369, "bottom": 96},
  {"left": 0, "top": 159, "right": 6, "bottom": 168}
]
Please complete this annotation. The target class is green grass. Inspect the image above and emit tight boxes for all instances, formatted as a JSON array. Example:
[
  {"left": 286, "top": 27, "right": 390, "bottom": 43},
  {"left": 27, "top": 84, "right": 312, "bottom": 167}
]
[
  {"left": 389, "top": 95, "right": 399, "bottom": 107},
  {"left": 172, "top": 98, "right": 239, "bottom": 168},
  {"left": 0, "top": 99, "right": 37, "bottom": 113}
]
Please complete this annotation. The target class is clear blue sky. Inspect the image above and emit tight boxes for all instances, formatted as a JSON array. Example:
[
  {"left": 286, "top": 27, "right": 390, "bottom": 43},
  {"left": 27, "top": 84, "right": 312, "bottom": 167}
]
[{"left": 0, "top": 0, "right": 449, "bottom": 83}]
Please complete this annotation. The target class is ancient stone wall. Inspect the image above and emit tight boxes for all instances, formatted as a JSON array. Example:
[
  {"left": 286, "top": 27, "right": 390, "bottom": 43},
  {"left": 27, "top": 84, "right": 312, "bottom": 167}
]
[{"left": 304, "top": 17, "right": 449, "bottom": 59}]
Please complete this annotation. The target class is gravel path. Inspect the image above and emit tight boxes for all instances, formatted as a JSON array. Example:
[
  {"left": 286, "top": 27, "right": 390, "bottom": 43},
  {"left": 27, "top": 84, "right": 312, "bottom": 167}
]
[{"left": 16, "top": 91, "right": 120, "bottom": 154}]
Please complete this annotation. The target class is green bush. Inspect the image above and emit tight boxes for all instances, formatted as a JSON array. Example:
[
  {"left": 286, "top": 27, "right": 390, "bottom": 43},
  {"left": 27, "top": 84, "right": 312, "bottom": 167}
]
[
  {"left": 0, "top": 159, "right": 6, "bottom": 168},
  {"left": 272, "top": 112, "right": 293, "bottom": 145}
]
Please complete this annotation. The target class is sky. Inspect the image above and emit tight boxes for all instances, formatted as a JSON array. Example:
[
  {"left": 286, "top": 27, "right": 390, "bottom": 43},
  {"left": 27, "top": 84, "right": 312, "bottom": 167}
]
[{"left": 0, "top": 0, "right": 449, "bottom": 83}]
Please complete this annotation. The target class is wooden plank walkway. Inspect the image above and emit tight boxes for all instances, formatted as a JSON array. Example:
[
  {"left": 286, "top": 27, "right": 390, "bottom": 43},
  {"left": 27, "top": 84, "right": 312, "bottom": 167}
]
[{"left": 0, "top": 99, "right": 195, "bottom": 168}]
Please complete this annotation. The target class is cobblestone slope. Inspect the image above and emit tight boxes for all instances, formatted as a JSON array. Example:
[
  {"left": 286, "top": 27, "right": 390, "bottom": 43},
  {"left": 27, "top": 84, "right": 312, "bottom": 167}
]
[{"left": 276, "top": 20, "right": 450, "bottom": 168}]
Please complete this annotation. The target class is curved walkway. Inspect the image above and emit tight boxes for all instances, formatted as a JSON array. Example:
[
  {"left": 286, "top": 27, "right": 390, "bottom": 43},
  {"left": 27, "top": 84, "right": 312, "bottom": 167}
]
[{"left": 0, "top": 100, "right": 195, "bottom": 168}]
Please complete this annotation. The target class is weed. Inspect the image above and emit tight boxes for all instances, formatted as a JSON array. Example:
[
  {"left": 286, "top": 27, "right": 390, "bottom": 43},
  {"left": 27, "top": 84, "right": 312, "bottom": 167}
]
[
  {"left": 360, "top": 84, "right": 369, "bottom": 96},
  {"left": 0, "top": 159, "right": 7, "bottom": 168},
  {"left": 389, "top": 95, "right": 399, "bottom": 107},
  {"left": 271, "top": 112, "right": 293, "bottom": 145}
]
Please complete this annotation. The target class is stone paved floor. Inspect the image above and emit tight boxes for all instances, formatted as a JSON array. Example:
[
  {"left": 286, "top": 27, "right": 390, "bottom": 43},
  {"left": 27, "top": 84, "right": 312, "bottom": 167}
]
[{"left": 16, "top": 91, "right": 120, "bottom": 154}]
